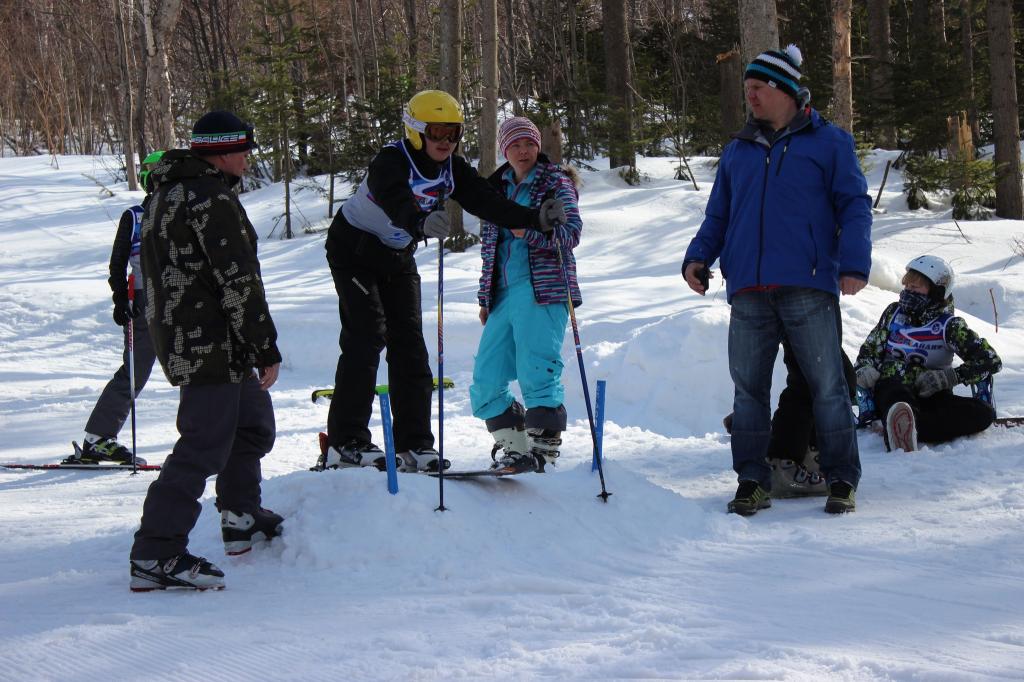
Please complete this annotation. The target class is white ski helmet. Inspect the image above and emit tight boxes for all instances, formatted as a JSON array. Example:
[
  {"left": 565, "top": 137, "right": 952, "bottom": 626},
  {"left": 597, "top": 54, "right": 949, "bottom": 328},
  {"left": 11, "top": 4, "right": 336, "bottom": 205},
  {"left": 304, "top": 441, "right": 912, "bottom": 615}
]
[{"left": 906, "top": 255, "right": 954, "bottom": 300}]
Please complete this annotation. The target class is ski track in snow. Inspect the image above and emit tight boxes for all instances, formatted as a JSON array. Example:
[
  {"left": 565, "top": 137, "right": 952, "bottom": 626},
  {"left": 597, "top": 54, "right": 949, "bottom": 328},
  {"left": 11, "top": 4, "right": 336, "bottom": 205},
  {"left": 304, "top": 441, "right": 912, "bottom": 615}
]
[{"left": 1, "top": 153, "right": 1024, "bottom": 680}]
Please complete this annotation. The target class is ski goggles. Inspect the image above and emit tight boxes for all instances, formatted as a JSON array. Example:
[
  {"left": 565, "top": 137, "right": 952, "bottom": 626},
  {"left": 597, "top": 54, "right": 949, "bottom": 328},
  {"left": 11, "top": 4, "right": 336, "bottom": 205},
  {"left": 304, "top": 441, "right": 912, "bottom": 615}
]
[{"left": 422, "top": 122, "right": 463, "bottom": 144}]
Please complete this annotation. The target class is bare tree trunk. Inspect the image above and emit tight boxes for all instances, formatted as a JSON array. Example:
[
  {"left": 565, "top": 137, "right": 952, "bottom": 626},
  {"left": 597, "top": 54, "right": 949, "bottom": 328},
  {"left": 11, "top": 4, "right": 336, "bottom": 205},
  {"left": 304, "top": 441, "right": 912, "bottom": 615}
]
[
  {"left": 440, "top": 0, "right": 474, "bottom": 249},
  {"left": 541, "top": 118, "right": 563, "bottom": 164},
  {"left": 140, "top": 0, "right": 183, "bottom": 150},
  {"left": 987, "top": 0, "right": 1023, "bottom": 219},
  {"left": 961, "top": 0, "right": 981, "bottom": 147},
  {"left": 831, "top": 0, "right": 853, "bottom": 132},
  {"left": 404, "top": 0, "right": 418, "bottom": 87},
  {"left": 737, "top": 0, "right": 779, "bottom": 66},
  {"left": 603, "top": 0, "right": 634, "bottom": 172},
  {"left": 114, "top": 0, "right": 138, "bottom": 190},
  {"left": 717, "top": 48, "right": 745, "bottom": 144},
  {"left": 479, "top": 0, "right": 499, "bottom": 176},
  {"left": 867, "top": 0, "right": 895, "bottom": 147}
]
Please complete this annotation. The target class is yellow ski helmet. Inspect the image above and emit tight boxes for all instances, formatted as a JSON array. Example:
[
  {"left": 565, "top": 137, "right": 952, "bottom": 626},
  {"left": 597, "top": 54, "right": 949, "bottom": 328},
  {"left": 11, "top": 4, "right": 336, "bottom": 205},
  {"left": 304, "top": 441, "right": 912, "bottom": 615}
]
[
  {"left": 138, "top": 150, "right": 165, "bottom": 193},
  {"left": 403, "top": 90, "right": 464, "bottom": 150}
]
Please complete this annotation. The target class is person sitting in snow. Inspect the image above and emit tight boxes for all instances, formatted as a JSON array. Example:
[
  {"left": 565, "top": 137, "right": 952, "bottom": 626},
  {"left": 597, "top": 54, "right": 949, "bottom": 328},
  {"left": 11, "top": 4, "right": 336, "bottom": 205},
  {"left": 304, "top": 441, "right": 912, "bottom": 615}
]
[
  {"left": 854, "top": 255, "right": 1001, "bottom": 452},
  {"left": 469, "top": 116, "right": 583, "bottom": 474}
]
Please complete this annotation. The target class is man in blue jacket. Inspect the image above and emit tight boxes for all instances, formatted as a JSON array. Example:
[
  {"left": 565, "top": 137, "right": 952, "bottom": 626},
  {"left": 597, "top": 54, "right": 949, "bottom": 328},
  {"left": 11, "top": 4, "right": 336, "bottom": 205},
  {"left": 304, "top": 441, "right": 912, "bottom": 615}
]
[{"left": 682, "top": 44, "right": 872, "bottom": 515}]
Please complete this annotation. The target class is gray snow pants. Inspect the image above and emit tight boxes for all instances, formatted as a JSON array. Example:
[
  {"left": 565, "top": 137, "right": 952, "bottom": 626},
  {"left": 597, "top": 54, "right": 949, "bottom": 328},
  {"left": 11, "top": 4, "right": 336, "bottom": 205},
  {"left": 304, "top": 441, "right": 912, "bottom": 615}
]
[
  {"left": 130, "top": 374, "right": 275, "bottom": 560},
  {"left": 84, "top": 290, "right": 157, "bottom": 438}
]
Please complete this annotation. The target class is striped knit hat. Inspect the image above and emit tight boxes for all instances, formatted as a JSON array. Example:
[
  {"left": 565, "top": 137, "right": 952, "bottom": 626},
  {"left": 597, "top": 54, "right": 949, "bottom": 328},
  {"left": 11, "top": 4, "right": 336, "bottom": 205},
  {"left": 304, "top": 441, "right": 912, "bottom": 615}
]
[
  {"left": 190, "top": 110, "right": 257, "bottom": 156},
  {"left": 744, "top": 44, "right": 803, "bottom": 102},
  {"left": 498, "top": 117, "right": 542, "bottom": 158}
]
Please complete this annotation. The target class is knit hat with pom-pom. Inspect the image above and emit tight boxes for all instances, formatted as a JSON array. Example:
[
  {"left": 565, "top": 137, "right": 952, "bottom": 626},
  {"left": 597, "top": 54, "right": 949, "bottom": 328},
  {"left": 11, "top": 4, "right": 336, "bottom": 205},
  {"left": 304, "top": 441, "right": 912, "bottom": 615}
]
[{"left": 744, "top": 44, "right": 803, "bottom": 102}]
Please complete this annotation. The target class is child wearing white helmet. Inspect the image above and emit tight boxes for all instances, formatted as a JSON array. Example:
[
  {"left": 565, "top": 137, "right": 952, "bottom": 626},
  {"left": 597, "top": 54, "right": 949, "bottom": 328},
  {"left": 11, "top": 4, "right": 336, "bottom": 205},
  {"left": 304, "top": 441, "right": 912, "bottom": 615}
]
[{"left": 854, "top": 255, "right": 1001, "bottom": 451}]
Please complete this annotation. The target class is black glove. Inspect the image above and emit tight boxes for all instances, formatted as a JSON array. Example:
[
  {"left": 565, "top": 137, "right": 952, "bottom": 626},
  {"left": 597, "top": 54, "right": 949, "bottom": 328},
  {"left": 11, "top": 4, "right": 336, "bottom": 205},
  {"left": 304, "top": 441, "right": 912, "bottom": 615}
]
[
  {"left": 112, "top": 294, "right": 141, "bottom": 327},
  {"left": 422, "top": 210, "right": 450, "bottom": 239},
  {"left": 538, "top": 197, "right": 567, "bottom": 233}
]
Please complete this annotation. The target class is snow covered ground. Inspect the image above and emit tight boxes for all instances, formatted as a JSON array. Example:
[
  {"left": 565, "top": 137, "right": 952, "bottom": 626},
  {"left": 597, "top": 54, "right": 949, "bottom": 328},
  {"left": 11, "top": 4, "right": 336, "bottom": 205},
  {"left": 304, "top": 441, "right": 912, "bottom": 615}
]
[{"left": 1, "top": 150, "right": 1023, "bottom": 680}]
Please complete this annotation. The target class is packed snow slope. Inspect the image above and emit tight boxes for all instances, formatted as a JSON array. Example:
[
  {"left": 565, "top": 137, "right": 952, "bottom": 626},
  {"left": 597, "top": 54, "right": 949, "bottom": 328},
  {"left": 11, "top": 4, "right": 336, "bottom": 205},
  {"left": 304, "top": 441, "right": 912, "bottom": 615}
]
[{"left": 1, "top": 151, "right": 1023, "bottom": 681}]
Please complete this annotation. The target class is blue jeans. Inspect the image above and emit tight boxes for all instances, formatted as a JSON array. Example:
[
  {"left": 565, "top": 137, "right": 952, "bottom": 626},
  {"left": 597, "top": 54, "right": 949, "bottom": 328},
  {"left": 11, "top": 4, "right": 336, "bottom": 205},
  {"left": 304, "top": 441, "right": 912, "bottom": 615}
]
[{"left": 729, "top": 287, "right": 860, "bottom": 489}]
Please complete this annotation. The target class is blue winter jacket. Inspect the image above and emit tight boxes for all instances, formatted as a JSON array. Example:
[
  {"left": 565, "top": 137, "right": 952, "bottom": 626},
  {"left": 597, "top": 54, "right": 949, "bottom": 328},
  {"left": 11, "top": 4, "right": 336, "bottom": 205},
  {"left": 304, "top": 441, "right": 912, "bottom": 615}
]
[{"left": 684, "top": 108, "right": 872, "bottom": 302}]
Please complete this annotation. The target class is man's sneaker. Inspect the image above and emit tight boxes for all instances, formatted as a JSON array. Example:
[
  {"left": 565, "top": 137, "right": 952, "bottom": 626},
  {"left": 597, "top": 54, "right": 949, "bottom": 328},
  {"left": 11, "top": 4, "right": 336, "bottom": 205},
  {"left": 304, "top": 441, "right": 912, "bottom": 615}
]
[
  {"left": 527, "top": 428, "right": 561, "bottom": 473},
  {"left": 221, "top": 508, "right": 284, "bottom": 556},
  {"left": 824, "top": 480, "right": 856, "bottom": 514},
  {"left": 885, "top": 402, "right": 918, "bottom": 452},
  {"left": 769, "top": 451, "right": 828, "bottom": 498},
  {"left": 72, "top": 436, "right": 145, "bottom": 465},
  {"left": 490, "top": 449, "right": 537, "bottom": 474},
  {"left": 313, "top": 434, "right": 387, "bottom": 471},
  {"left": 130, "top": 553, "right": 225, "bottom": 592},
  {"left": 396, "top": 448, "right": 450, "bottom": 473},
  {"left": 727, "top": 480, "right": 771, "bottom": 516}
]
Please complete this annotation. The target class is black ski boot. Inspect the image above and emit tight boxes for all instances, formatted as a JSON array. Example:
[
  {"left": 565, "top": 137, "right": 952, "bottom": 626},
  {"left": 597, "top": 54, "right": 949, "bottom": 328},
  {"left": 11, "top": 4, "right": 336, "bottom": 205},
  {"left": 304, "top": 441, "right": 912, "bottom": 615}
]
[
  {"left": 130, "top": 553, "right": 225, "bottom": 592},
  {"left": 221, "top": 508, "right": 284, "bottom": 555}
]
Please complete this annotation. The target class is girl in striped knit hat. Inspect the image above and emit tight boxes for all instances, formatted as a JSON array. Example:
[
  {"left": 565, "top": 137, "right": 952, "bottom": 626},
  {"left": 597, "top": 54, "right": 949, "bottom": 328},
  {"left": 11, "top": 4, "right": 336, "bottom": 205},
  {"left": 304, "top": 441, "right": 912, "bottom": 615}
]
[{"left": 469, "top": 116, "right": 584, "bottom": 474}]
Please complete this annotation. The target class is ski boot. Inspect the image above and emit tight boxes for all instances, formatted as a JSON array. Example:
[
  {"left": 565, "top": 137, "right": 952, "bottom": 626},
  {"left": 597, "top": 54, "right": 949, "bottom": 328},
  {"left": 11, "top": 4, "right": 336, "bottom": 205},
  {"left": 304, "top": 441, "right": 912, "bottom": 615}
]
[
  {"left": 489, "top": 426, "right": 535, "bottom": 473},
  {"left": 313, "top": 433, "right": 387, "bottom": 471},
  {"left": 67, "top": 436, "right": 146, "bottom": 465},
  {"left": 395, "top": 448, "right": 450, "bottom": 473},
  {"left": 885, "top": 402, "right": 917, "bottom": 452},
  {"left": 130, "top": 553, "right": 225, "bottom": 592},
  {"left": 221, "top": 508, "right": 284, "bottom": 556},
  {"left": 769, "top": 449, "right": 827, "bottom": 498},
  {"left": 527, "top": 428, "right": 561, "bottom": 473}
]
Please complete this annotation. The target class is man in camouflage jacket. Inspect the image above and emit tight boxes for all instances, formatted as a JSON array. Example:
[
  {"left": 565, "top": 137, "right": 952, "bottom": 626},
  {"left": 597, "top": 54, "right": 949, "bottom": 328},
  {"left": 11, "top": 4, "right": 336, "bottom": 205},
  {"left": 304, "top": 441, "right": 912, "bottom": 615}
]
[{"left": 129, "top": 111, "right": 283, "bottom": 591}]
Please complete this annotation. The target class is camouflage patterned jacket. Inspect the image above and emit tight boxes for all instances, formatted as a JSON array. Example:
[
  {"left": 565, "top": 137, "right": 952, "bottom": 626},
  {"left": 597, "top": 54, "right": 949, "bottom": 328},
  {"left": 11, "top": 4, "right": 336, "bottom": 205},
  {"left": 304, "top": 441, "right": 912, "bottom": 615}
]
[
  {"left": 141, "top": 150, "right": 282, "bottom": 386},
  {"left": 854, "top": 298, "right": 1001, "bottom": 390}
]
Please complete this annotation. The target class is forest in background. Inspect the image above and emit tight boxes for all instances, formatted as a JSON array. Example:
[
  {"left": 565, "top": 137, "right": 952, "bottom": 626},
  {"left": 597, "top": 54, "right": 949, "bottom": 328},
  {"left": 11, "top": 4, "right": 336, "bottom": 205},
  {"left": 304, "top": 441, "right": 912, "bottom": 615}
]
[{"left": 1, "top": 0, "right": 1021, "bottom": 228}]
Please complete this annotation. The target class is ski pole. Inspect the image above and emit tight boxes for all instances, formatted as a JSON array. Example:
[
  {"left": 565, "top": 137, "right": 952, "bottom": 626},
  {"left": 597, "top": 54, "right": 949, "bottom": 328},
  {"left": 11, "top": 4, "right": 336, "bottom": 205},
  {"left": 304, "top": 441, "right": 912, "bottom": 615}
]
[
  {"left": 435, "top": 197, "right": 448, "bottom": 512},
  {"left": 555, "top": 240, "right": 611, "bottom": 502},
  {"left": 126, "top": 275, "right": 138, "bottom": 475}
]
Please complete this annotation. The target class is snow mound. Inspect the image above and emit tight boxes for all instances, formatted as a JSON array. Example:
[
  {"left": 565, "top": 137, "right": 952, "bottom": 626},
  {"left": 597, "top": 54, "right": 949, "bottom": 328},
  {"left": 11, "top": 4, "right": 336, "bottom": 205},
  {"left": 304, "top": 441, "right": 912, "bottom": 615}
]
[{"left": 222, "top": 461, "right": 707, "bottom": 587}]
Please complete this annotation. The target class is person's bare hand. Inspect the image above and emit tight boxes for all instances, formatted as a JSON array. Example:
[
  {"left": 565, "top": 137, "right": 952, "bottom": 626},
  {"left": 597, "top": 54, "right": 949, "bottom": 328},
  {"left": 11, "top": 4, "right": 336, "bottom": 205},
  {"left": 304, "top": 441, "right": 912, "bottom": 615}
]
[
  {"left": 840, "top": 275, "right": 867, "bottom": 296},
  {"left": 479, "top": 307, "right": 489, "bottom": 325},
  {"left": 258, "top": 363, "right": 280, "bottom": 390},
  {"left": 683, "top": 261, "right": 712, "bottom": 295}
]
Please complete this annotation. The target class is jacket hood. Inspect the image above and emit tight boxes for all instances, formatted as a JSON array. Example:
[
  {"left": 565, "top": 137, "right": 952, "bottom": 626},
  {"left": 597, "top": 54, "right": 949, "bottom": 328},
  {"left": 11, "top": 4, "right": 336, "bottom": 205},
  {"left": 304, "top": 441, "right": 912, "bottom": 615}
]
[{"left": 147, "top": 149, "right": 229, "bottom": 191}]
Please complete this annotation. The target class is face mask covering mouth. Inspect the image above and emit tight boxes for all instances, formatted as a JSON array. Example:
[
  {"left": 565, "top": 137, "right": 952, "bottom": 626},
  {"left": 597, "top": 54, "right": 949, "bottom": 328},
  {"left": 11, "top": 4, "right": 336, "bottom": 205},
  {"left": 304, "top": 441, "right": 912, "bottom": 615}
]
[{"left": 899, "top": 289, "right": 932, "bottom": 314}]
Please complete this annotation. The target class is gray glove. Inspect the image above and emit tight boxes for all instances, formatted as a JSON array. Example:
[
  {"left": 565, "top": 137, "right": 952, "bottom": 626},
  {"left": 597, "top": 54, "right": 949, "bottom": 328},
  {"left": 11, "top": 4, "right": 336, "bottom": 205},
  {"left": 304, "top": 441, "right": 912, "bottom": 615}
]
[
  {"left": 538, "top": 197, "right": 567, "bottom": 233},
  {"left": 915, "top": 367, "right": 958, "bottom": 397},
  {"left": 422, "top": 210, "right": 450, "bottom": 239},
  {"left": 855, "top": 365, "right": 880, "bottom": 390}
]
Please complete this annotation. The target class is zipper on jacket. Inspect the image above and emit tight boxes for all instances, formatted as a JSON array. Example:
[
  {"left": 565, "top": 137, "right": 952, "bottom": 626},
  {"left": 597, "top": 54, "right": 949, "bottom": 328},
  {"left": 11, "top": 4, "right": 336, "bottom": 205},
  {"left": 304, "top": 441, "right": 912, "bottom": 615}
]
[
  {"left": 758, "top": 151, "right": 770, "bottom": 286},
  {"left": 775, "top": 143, "right": 790, "bottom": 176},
  {"left": 807, "top": 222, "right": 818, "bottom": 276}
]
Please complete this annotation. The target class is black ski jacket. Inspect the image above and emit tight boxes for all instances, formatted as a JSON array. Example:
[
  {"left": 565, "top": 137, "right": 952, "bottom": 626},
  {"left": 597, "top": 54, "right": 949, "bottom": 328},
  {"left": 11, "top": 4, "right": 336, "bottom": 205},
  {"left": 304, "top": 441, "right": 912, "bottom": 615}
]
[{"left": 140, "top": 149, "right": 281, "bottom": 386}]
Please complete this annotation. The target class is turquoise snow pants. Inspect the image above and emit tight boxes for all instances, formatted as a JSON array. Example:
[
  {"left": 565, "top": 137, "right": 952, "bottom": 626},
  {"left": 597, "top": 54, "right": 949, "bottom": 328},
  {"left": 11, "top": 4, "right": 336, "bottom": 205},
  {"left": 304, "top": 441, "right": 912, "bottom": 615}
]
[{"left": 470, "top": 280, "right": 569, "bottom": 421}]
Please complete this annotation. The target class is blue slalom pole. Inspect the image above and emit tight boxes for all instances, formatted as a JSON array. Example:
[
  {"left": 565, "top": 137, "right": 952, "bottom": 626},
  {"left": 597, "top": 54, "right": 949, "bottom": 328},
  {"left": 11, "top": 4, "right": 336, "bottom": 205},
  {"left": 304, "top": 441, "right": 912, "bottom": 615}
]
[
  {"left": 593, "top": 379, "right": 606, "bottom": 472},
  {"left": 377, "top": 388, "right": 399, "bottom": 495}
]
